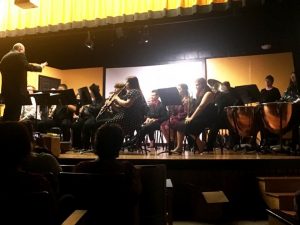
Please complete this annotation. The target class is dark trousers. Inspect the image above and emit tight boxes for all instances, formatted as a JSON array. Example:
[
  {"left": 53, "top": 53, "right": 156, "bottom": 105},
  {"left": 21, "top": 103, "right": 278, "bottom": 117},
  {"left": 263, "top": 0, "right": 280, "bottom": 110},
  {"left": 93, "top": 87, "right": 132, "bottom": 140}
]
[
  {"left": 139, "top": 121, "right": 161, "bottom": 143},
  {"left": 3, "top": 97, "right": 22, "bottom": 121}
]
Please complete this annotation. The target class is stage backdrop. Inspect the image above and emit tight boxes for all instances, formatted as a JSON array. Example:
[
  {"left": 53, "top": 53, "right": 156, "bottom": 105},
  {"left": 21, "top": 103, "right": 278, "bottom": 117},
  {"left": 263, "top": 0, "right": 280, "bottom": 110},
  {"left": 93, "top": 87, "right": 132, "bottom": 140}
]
[
  {"left": 206, "top": 52, "right": 294, "bottom": 95},
  {"left": 105, "top": 61, "right": 205, "bottom": 101}
]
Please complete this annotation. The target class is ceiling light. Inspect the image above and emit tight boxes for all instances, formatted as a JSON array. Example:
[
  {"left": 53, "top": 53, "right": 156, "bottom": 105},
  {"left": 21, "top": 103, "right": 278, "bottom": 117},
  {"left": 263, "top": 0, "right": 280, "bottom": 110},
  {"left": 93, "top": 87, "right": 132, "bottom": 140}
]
[
  {"left": 84, "top": 31, "right": 95, "bottom": 50},
  {"left": 15, "top": 0, "right": 39, "bottom": 9}
]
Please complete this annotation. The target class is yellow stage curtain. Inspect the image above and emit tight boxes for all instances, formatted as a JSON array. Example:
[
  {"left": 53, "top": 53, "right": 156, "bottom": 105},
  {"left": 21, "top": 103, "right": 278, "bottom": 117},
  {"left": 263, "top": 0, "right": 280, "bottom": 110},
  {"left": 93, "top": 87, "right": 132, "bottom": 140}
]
[{"left": 0, "top": 0, "right": 232, "bottom": 38}]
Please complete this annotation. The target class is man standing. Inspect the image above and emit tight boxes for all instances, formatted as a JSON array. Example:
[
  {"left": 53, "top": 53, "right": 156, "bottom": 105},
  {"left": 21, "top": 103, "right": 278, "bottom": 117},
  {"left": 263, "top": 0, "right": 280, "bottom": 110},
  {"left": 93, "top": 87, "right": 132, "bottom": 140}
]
[{"left": 0, "top": 43, "right": 47, "bottom": 121}]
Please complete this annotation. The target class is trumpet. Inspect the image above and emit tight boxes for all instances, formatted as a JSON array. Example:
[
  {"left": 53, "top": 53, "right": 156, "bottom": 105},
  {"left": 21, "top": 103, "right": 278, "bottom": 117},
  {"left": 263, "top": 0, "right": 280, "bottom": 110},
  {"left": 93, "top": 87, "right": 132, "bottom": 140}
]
[{"left": 96, "top": 85, "right": 126, "bottom": 120}]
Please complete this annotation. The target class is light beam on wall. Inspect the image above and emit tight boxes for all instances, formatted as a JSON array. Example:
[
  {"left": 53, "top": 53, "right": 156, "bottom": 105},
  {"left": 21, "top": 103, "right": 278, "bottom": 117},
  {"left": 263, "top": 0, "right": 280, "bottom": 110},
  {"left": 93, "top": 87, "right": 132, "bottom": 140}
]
[{"left": 15, "top": 0, "right": 39, "bottom": 9}]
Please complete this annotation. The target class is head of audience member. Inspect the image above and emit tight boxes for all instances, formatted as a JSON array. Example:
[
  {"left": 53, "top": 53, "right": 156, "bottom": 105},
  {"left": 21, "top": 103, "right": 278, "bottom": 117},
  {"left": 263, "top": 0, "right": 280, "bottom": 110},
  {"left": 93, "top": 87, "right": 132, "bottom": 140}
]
[
  {"left": 0, "top": 122, "right": 32, "bottom": 171},
  {"left": 94, "top": 123, "right": 124, "bottom": 160},
  {"left": 58, "top": 84, "right": 68, "bottom": 91},
  {"left": 12, "top": 43, "right": 25, "bottom": 53},
  {"left": 177, "top": 83, "right": 189, "bottom": 98},
  {"left": 126, "top": 76, "right": 141, "bottom": 91},
  {"left": 265, "top": 75, "right": 274, "bottom": 89}
]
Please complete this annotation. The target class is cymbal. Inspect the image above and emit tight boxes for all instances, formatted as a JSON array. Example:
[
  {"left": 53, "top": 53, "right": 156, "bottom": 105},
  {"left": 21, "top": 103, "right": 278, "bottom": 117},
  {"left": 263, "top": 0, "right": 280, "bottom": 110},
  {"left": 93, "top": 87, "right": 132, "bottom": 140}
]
[{"left": 207, "top": 79, "right": 221, "bottom": 87}]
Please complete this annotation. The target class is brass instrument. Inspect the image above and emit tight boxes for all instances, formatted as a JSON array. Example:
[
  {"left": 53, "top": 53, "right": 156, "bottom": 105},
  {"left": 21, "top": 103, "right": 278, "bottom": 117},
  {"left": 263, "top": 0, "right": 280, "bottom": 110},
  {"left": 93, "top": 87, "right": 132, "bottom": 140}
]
[{"left": 96, "top": 85, "right": 126, "bottom": 120}]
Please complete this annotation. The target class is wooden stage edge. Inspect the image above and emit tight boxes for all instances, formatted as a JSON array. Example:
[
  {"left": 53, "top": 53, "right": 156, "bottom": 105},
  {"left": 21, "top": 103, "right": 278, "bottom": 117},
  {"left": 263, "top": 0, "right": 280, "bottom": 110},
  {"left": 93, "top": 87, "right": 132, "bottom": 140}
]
[
  {"left": 59, "top": 148, "right": 300, "bottom": 161},
  {"left": 58, "top": 148, "right": 300, "bottom": 167}
]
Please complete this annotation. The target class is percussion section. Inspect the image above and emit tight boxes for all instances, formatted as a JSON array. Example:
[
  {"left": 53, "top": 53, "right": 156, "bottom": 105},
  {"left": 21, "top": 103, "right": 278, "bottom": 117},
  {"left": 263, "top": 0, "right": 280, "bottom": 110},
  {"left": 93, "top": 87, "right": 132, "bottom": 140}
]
[
  {"left": 225, "top": 106, "right": 258, "bottom": 138},
  {"left": 259, "top": 102, "right": 293, "bottom": 134}
]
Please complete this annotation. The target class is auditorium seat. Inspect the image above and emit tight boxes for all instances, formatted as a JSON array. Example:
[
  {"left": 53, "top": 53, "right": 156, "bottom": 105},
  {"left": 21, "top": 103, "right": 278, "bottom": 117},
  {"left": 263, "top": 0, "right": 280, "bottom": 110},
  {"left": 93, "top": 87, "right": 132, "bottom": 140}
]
[
  {"left": 58, "top": 164, "right": 173, "bottom": 225},
  {"left": 135, "top": 164, "right": 172, "bottom": 225},
  {"left": 58, "top": 172, "right": 139, "bottom": 225},
  {"left": 2, "top": 191, "right": 55, "bottom": 225}
]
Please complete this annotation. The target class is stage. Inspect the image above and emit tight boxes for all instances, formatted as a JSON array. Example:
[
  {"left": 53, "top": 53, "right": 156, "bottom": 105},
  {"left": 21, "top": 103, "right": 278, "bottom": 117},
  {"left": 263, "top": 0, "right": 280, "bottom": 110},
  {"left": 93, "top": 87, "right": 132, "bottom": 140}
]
[{"left": 58, "top": 149, "right": 300, "bottom": 221}]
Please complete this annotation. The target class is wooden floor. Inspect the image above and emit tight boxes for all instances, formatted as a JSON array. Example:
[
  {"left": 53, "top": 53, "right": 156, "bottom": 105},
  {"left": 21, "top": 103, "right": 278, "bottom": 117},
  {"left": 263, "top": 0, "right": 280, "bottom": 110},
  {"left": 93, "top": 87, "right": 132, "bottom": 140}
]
[{"left": 59, "top": 148, "right": 300, "bottom": 161}]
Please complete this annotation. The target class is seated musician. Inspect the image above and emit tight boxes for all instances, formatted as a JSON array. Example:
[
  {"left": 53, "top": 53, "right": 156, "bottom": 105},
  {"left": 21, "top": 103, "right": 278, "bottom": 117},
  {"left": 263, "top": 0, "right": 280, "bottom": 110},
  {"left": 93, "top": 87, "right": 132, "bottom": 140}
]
[
  {"left": 260, "top": 75, "right": 281, "bottom": 103},
  {"left": 130, "top": 90, "right": 168, "bottom": 148},
  {"left": 37, "top": 84, "right": 76, "bottom": 141},
  {"left": 160, "top": 83, "right": 190, "bottom": 150},
  {"left": 20, "top": 85, "right": 42, "bottom": 122},
  {"left": 96, "top": 76, "right": 147, "bottom": 141},
  {"left": 72, "top": 84, "right": 104, "bottom": 150},
  {"left": 171, "top": 79, "right": 211, "bottom": 153}
]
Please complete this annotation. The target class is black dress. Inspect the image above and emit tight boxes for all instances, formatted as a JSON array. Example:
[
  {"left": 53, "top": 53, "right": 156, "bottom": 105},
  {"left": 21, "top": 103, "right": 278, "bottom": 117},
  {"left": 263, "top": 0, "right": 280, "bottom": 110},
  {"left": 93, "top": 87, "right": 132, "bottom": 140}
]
[{"left": 106, "top": 89, "right": 147, "bottom": 135}]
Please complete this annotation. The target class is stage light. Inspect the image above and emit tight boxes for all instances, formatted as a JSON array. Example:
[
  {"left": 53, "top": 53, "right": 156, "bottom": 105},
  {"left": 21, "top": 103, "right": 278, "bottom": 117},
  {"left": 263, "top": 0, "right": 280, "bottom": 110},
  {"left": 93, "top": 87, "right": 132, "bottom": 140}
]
[
  {"left": 15, "top": 0, "right": 39, "bottom": 9},
  {"left": 84, "top": 31, "right": 95, "bottom": 50}
]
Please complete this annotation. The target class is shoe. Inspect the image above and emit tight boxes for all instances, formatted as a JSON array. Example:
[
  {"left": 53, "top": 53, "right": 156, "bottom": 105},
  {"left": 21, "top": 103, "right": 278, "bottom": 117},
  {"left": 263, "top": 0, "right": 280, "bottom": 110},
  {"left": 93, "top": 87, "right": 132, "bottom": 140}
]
[{"left": 171, "top": 148, "right": 183, "bottom": 154}]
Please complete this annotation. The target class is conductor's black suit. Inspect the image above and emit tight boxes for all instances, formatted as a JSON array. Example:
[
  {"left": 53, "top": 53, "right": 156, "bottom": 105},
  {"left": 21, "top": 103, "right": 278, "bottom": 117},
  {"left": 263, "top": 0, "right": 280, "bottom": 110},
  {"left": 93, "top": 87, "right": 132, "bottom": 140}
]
[{"left": 0, "top": 50, "right": 42, "bottom": 121}]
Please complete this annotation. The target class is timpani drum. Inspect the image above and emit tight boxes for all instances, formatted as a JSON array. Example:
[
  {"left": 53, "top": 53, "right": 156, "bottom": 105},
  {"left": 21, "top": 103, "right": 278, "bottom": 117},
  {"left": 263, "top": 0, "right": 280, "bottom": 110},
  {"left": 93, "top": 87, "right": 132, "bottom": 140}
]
[
  {"left": 225, "top": 106, "right": 258, "bottom": 137},
  {"left": 260, "top": 102, "right": 292, "bottom": 134}
]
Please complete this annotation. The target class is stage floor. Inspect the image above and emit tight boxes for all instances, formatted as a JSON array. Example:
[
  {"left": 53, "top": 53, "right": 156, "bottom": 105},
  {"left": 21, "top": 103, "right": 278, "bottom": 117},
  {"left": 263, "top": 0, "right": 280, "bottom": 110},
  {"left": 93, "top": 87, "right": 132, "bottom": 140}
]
[{"left": 59, "top": 148, "right": 300, "bottom": 161}]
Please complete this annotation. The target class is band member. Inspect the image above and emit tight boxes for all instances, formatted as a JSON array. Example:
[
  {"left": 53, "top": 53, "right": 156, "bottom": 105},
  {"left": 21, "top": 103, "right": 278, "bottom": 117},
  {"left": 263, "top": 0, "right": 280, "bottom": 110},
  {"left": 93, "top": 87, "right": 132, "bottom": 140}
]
[
  {"left": 260, "top": 75, "right": 281, "bottom": 103},
  {"left": 72, "top": 84, "right": 104, "bottom": 150},
  {"left": 283, "top": 72, "right": 300, "bottom": 150},
  {"left": 20, "top": 85, "right": 41, "bottom": 122},
  {"left": 171, "top": 79, "right": 211, "bottom": 153},
  {"left": 105, "top": 76, "right": 148, "bottom": 136},
  {"left": 0, "top": 43, "right": 47, "bottom": 121},
  {"left": 37, "top": 84, "right": 76, "bottom": 141},
  {"left": 131, "top": 90, "right": 168, "bottom": 148},
  {"left": 259, "top": 75, "right": 281, "bottom": 147},
  {"left": 282, "top": 72, "right": 300, "bottom": 102},
  {"left": 160, "top": 83, "right": 190, "bottom": 149}
]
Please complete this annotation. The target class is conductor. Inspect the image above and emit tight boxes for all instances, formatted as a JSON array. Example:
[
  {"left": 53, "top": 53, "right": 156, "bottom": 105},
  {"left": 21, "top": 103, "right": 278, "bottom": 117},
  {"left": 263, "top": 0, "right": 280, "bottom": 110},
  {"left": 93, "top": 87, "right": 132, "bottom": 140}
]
[{"left": 0, "top": 43, "right": 47, "bottom": 121}]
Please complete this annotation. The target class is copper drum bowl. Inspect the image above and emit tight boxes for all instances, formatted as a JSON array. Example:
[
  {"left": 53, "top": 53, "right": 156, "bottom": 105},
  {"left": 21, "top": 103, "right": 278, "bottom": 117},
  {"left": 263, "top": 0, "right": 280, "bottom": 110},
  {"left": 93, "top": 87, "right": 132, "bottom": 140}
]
[
  {"left": 260, "top": 102, "right": 292, "bottom": 134},
  {"left": 225, "top": 106, "right": 258, "bottom": 137}
]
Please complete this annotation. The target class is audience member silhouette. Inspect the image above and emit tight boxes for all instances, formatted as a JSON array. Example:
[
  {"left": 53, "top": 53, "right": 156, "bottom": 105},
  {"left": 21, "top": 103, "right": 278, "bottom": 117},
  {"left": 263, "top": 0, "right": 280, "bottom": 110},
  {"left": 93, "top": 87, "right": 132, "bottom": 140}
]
[{"left": 0, "top": 121, "right": 57, "bottom": 225}]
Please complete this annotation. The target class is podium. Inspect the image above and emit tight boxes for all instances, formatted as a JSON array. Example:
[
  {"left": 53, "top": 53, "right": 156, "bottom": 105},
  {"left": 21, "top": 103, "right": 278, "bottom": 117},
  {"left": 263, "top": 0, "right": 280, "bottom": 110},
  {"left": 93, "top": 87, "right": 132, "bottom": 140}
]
[{"left": 156, "top": 87, "right": 182, "bottom": 154}]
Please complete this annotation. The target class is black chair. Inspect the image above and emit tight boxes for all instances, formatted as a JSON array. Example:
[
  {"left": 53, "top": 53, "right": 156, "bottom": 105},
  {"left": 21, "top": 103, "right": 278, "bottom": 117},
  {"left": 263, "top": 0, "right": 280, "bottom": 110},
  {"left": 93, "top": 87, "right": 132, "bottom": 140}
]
[
  {"left": 135, "top": 164, "right": 172, "bottom": 225},
  {"left": 58, "top": 172, "right": 139, "bottom": 225},
  {"left": 2, "top": 191, "right": 55, "bottom": 225}
]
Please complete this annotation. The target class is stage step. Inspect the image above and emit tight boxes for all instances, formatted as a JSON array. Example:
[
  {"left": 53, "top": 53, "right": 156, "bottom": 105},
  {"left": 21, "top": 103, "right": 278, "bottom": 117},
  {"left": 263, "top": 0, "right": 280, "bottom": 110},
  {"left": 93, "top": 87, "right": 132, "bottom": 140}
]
[
  {"left": 264, "top": 192, "right": 295, "bottom": 211},
  {"left": 257, "top": 176, "right": 300, "bottom": 224},
  {"left": 258, "top": 177, "right": 300, "bottom": 193}
]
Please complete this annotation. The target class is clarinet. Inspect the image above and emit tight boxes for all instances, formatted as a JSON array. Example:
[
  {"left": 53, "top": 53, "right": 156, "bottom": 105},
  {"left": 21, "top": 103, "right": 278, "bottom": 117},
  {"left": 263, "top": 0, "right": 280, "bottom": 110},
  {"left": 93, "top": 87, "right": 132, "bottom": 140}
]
[{"left": 96, "top": 85, "right": 126, "bottom": 120}]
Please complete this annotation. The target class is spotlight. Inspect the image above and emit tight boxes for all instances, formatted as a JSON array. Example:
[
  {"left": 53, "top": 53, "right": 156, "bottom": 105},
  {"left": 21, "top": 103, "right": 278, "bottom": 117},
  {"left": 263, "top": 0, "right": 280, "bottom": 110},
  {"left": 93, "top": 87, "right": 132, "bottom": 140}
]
[
  {"left": 138, "top": 25, "right": 150, "bottom": 45},
  {"left": 261, "top": 43, "right": 272, "bottom": 50},
  {"left": 84, "top": 31, "right": 95, "bottom": 50}
]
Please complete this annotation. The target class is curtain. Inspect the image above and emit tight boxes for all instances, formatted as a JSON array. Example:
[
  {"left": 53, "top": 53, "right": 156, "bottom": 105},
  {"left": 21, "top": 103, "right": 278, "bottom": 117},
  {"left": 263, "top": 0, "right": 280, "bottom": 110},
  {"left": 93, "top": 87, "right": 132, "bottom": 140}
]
[{"left": 0, "top": 0, "right": 235, "bottom": 38}]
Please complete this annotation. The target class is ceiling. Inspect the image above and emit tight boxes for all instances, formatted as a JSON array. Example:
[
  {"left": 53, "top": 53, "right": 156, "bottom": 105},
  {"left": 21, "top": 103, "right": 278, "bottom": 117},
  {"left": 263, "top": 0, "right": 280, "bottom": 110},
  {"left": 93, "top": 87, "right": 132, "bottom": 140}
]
[{"left": 0, "top": 0, "right": 298, "bottom": 70}]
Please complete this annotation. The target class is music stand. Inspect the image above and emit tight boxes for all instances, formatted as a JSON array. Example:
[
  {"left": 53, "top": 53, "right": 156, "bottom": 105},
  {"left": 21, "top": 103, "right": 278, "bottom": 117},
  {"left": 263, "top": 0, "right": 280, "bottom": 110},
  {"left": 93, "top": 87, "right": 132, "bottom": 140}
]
[
  {"left": 46, "top": 89, "right": 77, "bottom": 106},
  {"left": 156, "top": 87, "right": 182, "bottom": 155},
  {"left": 29, "top": 92, "right": 50, "bottom": 129},
  {"left": 233, "top": 84, "right": 261, "bottom": 104}
]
